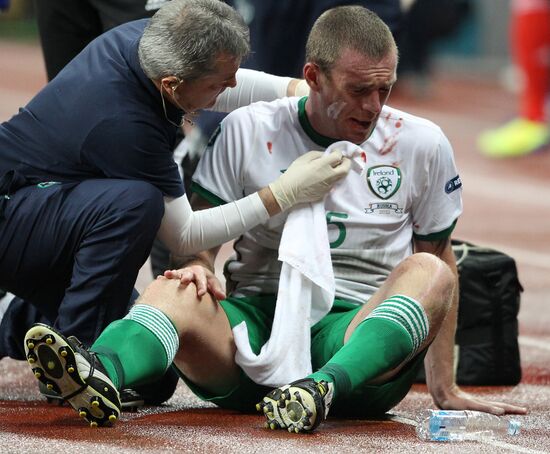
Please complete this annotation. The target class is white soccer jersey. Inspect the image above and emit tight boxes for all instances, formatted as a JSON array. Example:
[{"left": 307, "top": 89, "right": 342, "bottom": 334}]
[{"left": 192, "top": 97, "right": 463, "bottom": 304}]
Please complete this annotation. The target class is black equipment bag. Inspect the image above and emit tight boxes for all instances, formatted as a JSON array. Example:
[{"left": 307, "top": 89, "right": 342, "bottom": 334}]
[{"left": 417, "top": 240, "right": 523, "bottom": 385}]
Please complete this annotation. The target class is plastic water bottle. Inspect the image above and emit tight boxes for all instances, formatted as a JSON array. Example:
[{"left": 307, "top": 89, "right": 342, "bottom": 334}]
[{"left": 416, "top": 410, "right": 521, "bottom": 442}]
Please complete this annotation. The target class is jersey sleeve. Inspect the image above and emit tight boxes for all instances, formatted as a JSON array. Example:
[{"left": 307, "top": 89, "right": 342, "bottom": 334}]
[
  {"left": 411, "top": 131, "right": 463, "bottom": 240},
  {"left": 210, "top": 68, "right": 291, "bottom": 113},
  {"left": 81, "top": 117, "right": 184, "bottom": 198},
  {"left": 191, "top": 110, "right": 252, "bottom": 206}
]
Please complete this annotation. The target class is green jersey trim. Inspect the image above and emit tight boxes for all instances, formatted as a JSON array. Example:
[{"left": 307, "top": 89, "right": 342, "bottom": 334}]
[
  {"left": 190, "top": 182, "right": 227, "bottom": 206},
  {"left": 297, "top": 97, "right": 341, "bottom": 148},
  {"left": 413, "top": 219, "right": 458, "bottom": 241}
]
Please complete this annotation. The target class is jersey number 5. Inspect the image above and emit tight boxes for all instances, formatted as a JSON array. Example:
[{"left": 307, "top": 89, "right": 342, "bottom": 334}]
[{"left": 326, "top": 211, "right": 349, "bottom": 248}]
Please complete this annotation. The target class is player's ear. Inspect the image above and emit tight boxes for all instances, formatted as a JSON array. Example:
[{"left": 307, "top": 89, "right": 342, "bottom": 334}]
[{"left": 303, "top": 63, "right": 322, "bottom": 93}]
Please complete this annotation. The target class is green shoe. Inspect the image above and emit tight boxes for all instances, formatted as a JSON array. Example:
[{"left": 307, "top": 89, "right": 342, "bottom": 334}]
[{"left": 478, "top": 118, "right": 549, "bottom": 158}]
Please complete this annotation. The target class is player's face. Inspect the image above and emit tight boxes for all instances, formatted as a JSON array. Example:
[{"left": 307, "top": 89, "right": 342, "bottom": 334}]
[
  {"left": 308, "top": 48, "right": 397, "bottom": 144},
  {"left": 172, "top": 53, "right": 240, "bottom": 112}
]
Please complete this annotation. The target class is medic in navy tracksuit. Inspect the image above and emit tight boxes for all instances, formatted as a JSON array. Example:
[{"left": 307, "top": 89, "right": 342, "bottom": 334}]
[{"left": 0, "top": 20, "right": 181, "bottom": 360}]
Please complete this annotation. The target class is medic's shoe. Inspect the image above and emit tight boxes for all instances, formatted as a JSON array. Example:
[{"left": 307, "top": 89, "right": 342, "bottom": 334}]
[
  {"left": 24, "top": 323, "right": 121, "bottom": 427},
  {"left": 257, "top": 378, "right": 334, "bottom": 433},
  {"left": 478, "top": 118, "right": 550, "bottom": 158}
]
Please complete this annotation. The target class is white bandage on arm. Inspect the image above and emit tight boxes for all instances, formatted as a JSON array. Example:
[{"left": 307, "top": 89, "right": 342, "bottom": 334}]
[
  {"left": 211, "top": 68, "right": 292, "bottom": 112},
  {"left": 158, "top": 192, "right": 269, "bottom": 256}
]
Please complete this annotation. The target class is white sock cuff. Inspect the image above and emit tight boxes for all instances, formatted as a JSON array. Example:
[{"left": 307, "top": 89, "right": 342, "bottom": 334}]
[
  {"left": 124, "top": 304, "right": 179, "bottom": 369},
  {"left": 0, "top": 292, "right": 15, "bottom": 326},
  {"left": 365, "top": 294, "right": 430, "bottom": 354}
]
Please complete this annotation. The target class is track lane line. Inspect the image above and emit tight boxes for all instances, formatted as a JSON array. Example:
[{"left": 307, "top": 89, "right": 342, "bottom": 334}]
[{"left": 519, "top": 336, "right": 550, "bottom": 351}]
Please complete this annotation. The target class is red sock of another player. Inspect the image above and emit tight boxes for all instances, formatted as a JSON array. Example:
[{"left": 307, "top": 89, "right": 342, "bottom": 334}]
[{"left": 512, "top": 1, "right": 550, "bottom": 122}]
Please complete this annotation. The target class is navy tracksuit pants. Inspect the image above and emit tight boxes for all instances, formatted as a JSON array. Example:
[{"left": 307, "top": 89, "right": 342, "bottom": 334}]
[{"left": 0, "top": 179, "right": 164, "bottom": 359}]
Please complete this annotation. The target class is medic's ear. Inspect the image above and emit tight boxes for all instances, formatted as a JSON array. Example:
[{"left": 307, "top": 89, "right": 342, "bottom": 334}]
[{"left": 160, "top": 76, "right": 182, "bottom": 93}]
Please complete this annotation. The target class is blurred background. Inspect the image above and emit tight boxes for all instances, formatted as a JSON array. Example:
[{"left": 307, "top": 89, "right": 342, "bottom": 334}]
[{"left": 0, "top": 0, "right": 515, "bottom": 111}]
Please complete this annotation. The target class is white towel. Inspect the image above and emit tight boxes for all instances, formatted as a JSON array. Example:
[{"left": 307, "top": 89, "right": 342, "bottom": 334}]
[{"left": 233, "top": 141, "right": 365, "bottom": 387}]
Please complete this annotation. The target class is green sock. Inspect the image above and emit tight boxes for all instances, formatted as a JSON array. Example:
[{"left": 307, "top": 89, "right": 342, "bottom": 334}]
[
  {"left": 309, "top": 295, "right": 428, "bottom": 399},
  {"left": 91, "top": 304, "right": 179, "bottom": 390}
]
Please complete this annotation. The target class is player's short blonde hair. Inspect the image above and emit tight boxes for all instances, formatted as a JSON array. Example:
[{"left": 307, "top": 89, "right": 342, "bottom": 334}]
[{"left": 305, "top": 5, "right": 397, "bottom": 75}]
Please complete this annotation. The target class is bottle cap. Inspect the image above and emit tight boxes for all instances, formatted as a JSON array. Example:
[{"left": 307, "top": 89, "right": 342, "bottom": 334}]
[{"left": 508, "top": 419, "right": 521, "bottom": 436}]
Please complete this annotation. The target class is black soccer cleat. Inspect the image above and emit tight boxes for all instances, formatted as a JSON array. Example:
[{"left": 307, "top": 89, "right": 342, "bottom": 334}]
[
  {"left": 257, "top": 378, "right": 334, "bottom": 433},
  {"left": 39, "top": 381, "right": 145, "bottom": 412},
  {"left": 24, "top": 323, "right": 121, "bottom": 427}
]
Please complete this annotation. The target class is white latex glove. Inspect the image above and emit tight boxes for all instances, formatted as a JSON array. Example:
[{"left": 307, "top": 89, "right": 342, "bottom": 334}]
[{"left": 268, "top": 150, "right": 351, "bottom": 211}]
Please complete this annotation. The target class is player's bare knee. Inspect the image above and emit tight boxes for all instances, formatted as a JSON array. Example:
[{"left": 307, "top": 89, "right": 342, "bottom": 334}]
[
  {"left": 403, "top": 252, "right": 455, "bottom": 324},
  {"left": 408, "top": 252, "right": 454, "bottom": 291},
  {"left": 164, "top": 283, "right": 227, "bottom": 345},
  {"left": 137, "top": 277, "right": 198, "bottom": 334}
]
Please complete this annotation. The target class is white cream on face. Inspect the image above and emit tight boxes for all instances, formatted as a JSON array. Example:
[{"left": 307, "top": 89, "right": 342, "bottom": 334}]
[{"left": 327, "top": 101, "right": 346, "bottom": 120}]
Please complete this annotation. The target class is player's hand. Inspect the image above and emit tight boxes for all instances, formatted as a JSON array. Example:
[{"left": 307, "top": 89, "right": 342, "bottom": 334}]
[
  {"left": 431, "top": 383, "right": 528, "bottom": 415},
  {"left": 268, "top": 150, "right": 351, "bottom": 211},
  {"left": 163, "top": 265, "right": 226, "bottom": 300}
]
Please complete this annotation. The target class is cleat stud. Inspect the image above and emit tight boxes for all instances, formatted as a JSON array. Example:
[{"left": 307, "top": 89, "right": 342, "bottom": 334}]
[
  {"left": 28, "top": 358, "right": 35, "bottom": 364},
  {"left": 34, "top": 372, "right": 41, "bottom": 379},
  {"left": 90, "top": 421, "right": 98, "bottom": 428},
  {"left": 294, "top": 427, "right": 300, "bottom": 433},
  {"left": 109, "top": 414, "right": 117, "bottom": 422},
  {"left": 270, "top": 423, "right": 276, "bottom": 430},
  {"left": 91, "top": 400, "right": 99, "bottom": 408},
  {"left": 67, "top": 366, "right": 75, "bottom": 373},
  {"left": 288, "top": 427, "right": 293, "bottom": 433},
  {"left": 46, "top": 383, "right": 53, "bottom": 390},
  {"left": 60, "top": 350, "right": 68, "bottom": 358},
  {"left": 79, "top": 411, "right": 87, "bottom": 418},
  {"left": 27, "top": 342, "right": 35, "bottom": 350},
  {"left": 103, "top": 387, "right": 108, "bottom": 392},
  {"left": 45, "top": 338, "right": 53, "bottom": 345},
  {"left": 256, "top": 403, "right": 262, "bottom": 412}
]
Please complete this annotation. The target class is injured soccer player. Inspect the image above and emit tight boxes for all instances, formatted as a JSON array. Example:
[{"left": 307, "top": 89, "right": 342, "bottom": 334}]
[{"left": 24, "top": 5, "right": 527, "bottom": 430}]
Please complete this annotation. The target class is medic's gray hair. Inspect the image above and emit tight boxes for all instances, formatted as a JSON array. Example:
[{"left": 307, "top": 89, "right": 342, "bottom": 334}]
[{"left": 138, "top": 0, "right": 249, "bottom": 81}]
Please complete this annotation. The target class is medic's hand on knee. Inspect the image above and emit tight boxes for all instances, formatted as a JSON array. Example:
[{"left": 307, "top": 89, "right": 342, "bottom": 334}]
[
  {"left": 164, "top": 266, "right": 226, "bottom": 301},
  {"left": 268, "top": 150, "right": 351, "bottom": 211}
]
